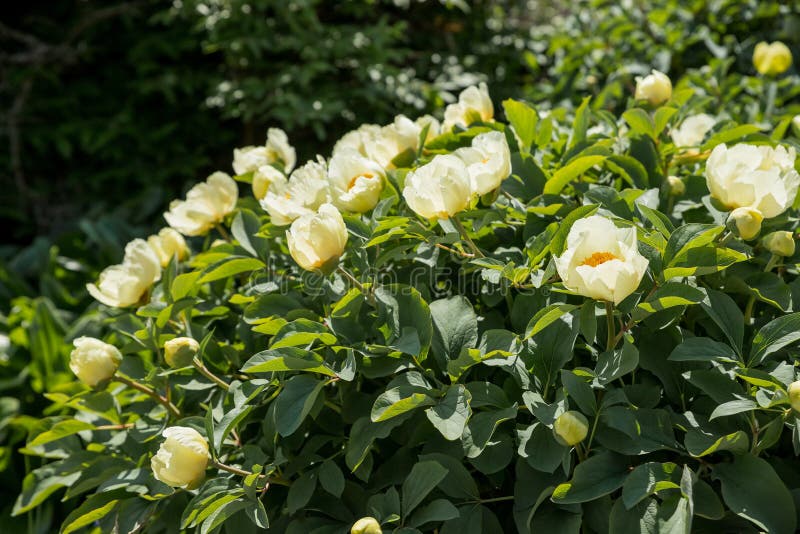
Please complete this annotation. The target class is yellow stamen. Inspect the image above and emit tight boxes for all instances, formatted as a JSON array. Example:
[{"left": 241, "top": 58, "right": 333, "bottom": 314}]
[
  {"left": 581, "top": 251, "right": 618, "bottom": 267},
  {"left": 348, "top": 173, "right": 374, "bottom": 190}
]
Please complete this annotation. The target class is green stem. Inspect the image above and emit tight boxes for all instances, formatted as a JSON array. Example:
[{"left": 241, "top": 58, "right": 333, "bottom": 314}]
[
  {"left": 744, "top": 254, "right": 780, "bottom": 325},
  {"left": 605, "top": 302, "right": 615, "bottom": 351},
  {"left": 211, "top": 460, "right": 291, "bottom": 486},
  {"left": 451, "top": 215, "right": 485, "bottom": 258},
  {"left": 116, "top": 374, "right": 181, "bottom": 418},
  {"left": 192, "top": 358, "right": 230, "bottom": 391},
  {"left": 216, "top": 224, "right": 232, "bottom": 242}
]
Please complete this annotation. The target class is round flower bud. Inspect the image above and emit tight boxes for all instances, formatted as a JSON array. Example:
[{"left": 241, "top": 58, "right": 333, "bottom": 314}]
[
  {"left": 762, "top": 231, "right": 796, "bottom": 257},
  {"left": 727, "top": 207, "right": 764, "bottom": 241},
  {"left": 287, "top": 203, "right": 348, "bottom": 272},
  {"left": 147, "top": 228, "right": 189, "bottom": 268},
  {"left": 151, "top": 426, "right": 209, "bottom": 489},
  {"left": 252, "top": 165, "right": 287, "bottom": 201},
  {"left": 69, "top": 337, "right": 123, "bottom": 387},
  {"left": 351, "top": 517, "right": 382, "bottom": 534},
  {"left": 634, "top": 70, "right": 672, "bottom": 106},
  {"left": 788, "top": 381, "right": 800, "bottom": 412},
  {"left": 164, "top": 337, "right": 200, "bottom": 368},
  {"left": 666, "top": 176, "right": 685, "bottom": 196},
  {"left": 553, "top": 411, "right": 589, "bottom": 446},
  {"left": 753, "top": 41, "right": 793, "bottom": 76}
]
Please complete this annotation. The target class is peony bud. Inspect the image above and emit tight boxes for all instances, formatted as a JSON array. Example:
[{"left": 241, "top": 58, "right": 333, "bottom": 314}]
[
  {"left": 252, "top": 165, "right": 287, "bottom": 201},
  {"left": 287, "top": 204, "right": 348, "bottom": 272},
  {"left": 728, "top": 207, "right": 764, "bottom": 241},
  {"left": 151, "top": 426, "right": 209, "bottom": 489},
  {"left": 164, "top": 337, "right": 200, "bottom": 368},
  {"left": 69, "top": 337, "right": 123, "bottom": 387},
  {"left": 351, "top": 517, "right": 382, "bottom": 534},
  {"left": 553, "top": 411, "right": 589, "bottom": 446},
  {"left": 634, "top": 70, "right": 672, "bottom": 106},
  {"left": 762, "top": 231, "right": 796, "bottom": 257},
  {"left": 147, "top": 228, "right": 189, "bottom": 268},
  {"left": 788, "top": 381, "right": 800, "bottom": 412},
  {"left": 753, "top": 41, "right": 793, "bottom": 76},
  {"left": 666, "top": 176, "right": 685, "bottom": 196}
]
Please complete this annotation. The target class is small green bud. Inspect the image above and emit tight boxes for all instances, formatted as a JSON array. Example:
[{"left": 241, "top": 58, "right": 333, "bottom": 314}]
[
  {"left": 164, "top": 337, "right": 200, "bottom": 368},
  {"left": 762, "top": 231, "right": 795, "bottom": 257},
  {"left": 351, "top": 517, "right": 382, "bottom": 534},
  {"left": 553, "top": 410, "right": 589, "bottom": 446},
  {"left": 727, "top": 207, "right": 763, "bottom": 241},
  {"left": 666, "top": 176, "right": 685, "bottom": 196},
  {"left": 788, "top": 381, "right": 800, "bottom": 413}
]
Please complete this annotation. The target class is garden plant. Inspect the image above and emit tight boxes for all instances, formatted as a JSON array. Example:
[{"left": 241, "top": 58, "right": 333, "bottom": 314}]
[{"left": 5, "top": 2, "right": 800, "bottom": 534}]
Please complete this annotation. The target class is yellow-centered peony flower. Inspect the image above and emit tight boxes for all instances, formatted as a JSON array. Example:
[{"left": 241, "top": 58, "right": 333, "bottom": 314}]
[
  {"left": 69, "top": 337, "right": 123, "bottom": 387},
  {"left": 443, "top": 83, "right": 494, "bottom": 131},
  {"left": 260, "top": 158, "right": 331, "bottom": 226},
  {"left": 151, "top": 426, "right": 209, "bottom": 489},
  {"left": 328, "top": 150, "right": 385, "bottom": 213},
  {"left": 147, "top": 228, "right": 189, "bottom": 268},
  {"left": 706, "top": 143, "right": 800, "bottom": 219},
  {"left": 164, "top": 337, "right": 200, "bottom": 368},
  {"left": 753, "top": 41, "right": 793, "bottom": 76},
  {"left": 453, "top": 131, "right": 512, "bottom": 196},
  {"left": 554, "top": 215, "right": 649, "bottom": 304},
  {"left": 287, "top": 204, "right": 348, "bottom": 272},
  {"left": 634, "top": 69, "right": 672, "bottom": 106},
  {"left": 553, "top": 411, "right": 589, "bottom": 446},
  {"left": 402, "top": 154, "right": 472, "bottom": 220},
  {"left": 164, "top": 172, "right": 239, "bottom": 236},
  {"left": 87, "top": 238, "right": 162, "bottom": 308}
]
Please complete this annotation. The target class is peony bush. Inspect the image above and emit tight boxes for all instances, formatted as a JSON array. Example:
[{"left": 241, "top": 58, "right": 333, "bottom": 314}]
[{"left": 12, "top": 41, "right": 800, "bottom": 534}]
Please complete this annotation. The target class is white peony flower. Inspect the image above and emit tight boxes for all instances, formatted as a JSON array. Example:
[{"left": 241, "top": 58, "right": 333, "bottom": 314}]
[
  {"left": 328, "top": 150, "right": 385, "bottom": 213},
  {"left": 147, "top": 228, "right": 189, "bottom": 268},
  {"left": 69, "top": 337, "right": 123, "bottom": 387},
  {"left": 260, "top": 158, "right": 331, "bottom": 226},
  {"left": 670, "top": 114, "right": 716, "bottom": 148},
  {"left": 705, "top": 143, "right": 800, "bottom": 219},
  {"left": 251, "top": 165, "right": 287, "bottom": 201},
  {"left": 87, "top": 239, "right": 162, "bottom": 308},
  {"left": 453, "top": 131, "right": 512, "bottom": 196},
  {"left": 287, "top": 203, "right": 348, "bottom": 272},
  {"left": 554, "top": 215, "right": 649, "bottom": 304},
  {"left": 151, "top": 426, "right": 209, "bottom": 489},
  {"left": 164, "top": 172, "right": 239, "bottom": 236},
  {"left": 634, "top": 70, "right": 672, "bottom": 106},
  {"left": 402, "top": 154, "right": 472, "bottom": 219},
  {"left": 443, "top": 83, "right": 494, "bottom": 131},
  {"left": 332, "top": 115, "right": 427, "bottom": 170},
  {"left": 232, "top": 128, "right": 296, "bottom": 175}
]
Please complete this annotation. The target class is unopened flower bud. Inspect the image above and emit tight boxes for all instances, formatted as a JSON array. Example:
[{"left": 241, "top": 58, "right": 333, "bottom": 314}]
[
  {"left": 753, "top": 41, "right": 793, "bottom": 76},
  {"left": 351, "top": 517, "right": 382, "bottom": 534},
  {"left": 151, "top": 426, "right": 209, "bottom": 489},
  {"left": 727, "top": 207, "right": 764, "bottom": 241},
  {"left": 164, "top": 337, "right": 200, "bottom": 368},
  {"left": 635, "top": 70, "right": 672, "bottom": 106},
  {"left": 762, "top": 231, "right": 795, "bottom": 257},
  {"left": 69, "top": 337, "right": 123, "bottom": 387},
  {"left": 553, "top": 411, "right": 589, "bottom": 446},
  {"left": 667, "top": 176, "right": 685, "bottom": 196},
  {"left": 788, "top": 381, "right": 800, "bottom": 412}
]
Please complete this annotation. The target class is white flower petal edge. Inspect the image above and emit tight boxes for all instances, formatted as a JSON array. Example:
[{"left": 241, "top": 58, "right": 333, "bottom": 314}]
[
  {"left": 260, "top": 158, "right": 331, "bottom": 226},
  {"left": 151, "top": 426, "right": 209, "bottom": 489},
  {"left": 287, "top": 203, "right": 348, "bottom": 272},
  {"left": 69, "top": 337, "right": 122, "bottom": 387},
  {"left": 454, "top": 131, "right": 512, "bottom": 196},
  {"left": 402, "top": 154, "right": 472, "bottom": 219},
  {"left": 86, "top": 238, "right": 162, "bottom": 308},
  {"left": 670, "top": 113, "right": 715, "bottom": 148},
  {"left": 554, "top": 215, "right": 649, "bottom": 304},
  {"left": 164, "top": 172, "right": 238, "bottom": 236}
]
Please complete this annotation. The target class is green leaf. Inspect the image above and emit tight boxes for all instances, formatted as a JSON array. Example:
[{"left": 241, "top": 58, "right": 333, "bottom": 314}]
[
  {"left": 408, "top": 499, "right": 459, "bottom": 528},
  {"left": 701, "top": 124, "right": 763, "bottom": 151},
  {"left": 425, "top": 385, "right": 472, "bottom": 441},
  {"left": 700, "top": 289, "right": 744, "bottom": 353},
  {"left": 61, "top": 492, "right": 119, "bottom": 534},
  {"left": 198, "top": 256, "right": 265, "bottom": 284},
  {"left": 550, "top": 204, "right": 600, "bottom": 256},
  {"left": 685, "top": 430, "right": 748, "bottom": 457},
  {"left": 622, "top": 462, "right": 681, "bottom": 510},
  {"left": 595, "top": 341, "right": 638, "bottom": 385},
  {"left": 544, "top": 155, "right": 606, "bottom": 195},
  {"left": 274, "top": 375, "right": 326, "bottom": 437},
  {"left": 462, "top": 405, "right": 518, "bottom": 458},
  {"left": 561, "top": 370, "right": 596, "bottom": 415},
  {"left": 171, "top": 271, "right": 203, "bottom": 300},
  {"left": 551, "top": 452, "right": 629, "bottom": 504},
  {"left": 622, "top": 108, "right": 655, "bottom": 138},
  {"left": 402, "top": 461, "right": 449, "bottom": 518},
  {"left": 746, "top": 272, "right": 791, "bottom": 311},
  {"left": 28, "top": 419, "right": 95, "bottom": 447},
  {"left": 516, "top": 423, "right": 564, "bottom": 473},
  {"left": 241, "top": 347, "right": 336, "bottom": 376},
  {"left": 371, "top": 386, "right": 434, "bottom": 422},
  {"left": 287, "top": 471, "right": 317, "bottom": 515},
  {"left": 663, "top": 224, "right": 722, "bottom": 267},
  {"left": 430, "top": 296, "right": 478, "bottom": 366},
  {"left": 749, "top": 312, "right": 800, "bottom": 366},
  {"left": 633, "top": 283, "right": 704, "bottom": 320},
  {"left": 503, "top": 99, "right": 538, "bottom": 152},
  {"left": 668, "top": 337, "right": 737, "bottom": 363},
  {"left": 709, "top": 398, "right": 758, "bottom": 420},
  {"left": 270, "top": 319, "right": 337, "bottom": 349},
  {"left": 525, "top": 304, "right": 579, "bottom": 339},
  {"left": 318, "top": 460, "right": 345, "bottom": 498},
  {"left": 231, "top": 209, "right": 268, "bottom": 259},
  {"left": 713, "top": 454, "right": 797, "bottom": 534}
]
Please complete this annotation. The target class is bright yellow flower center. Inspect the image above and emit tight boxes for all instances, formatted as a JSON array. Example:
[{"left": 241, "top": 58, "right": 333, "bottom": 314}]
[
  {"left": 348, "top": 172, "right": 374, "bottom": 190},
  {"left": 581, "top": 251, "right": 618, "bottom": 267}
]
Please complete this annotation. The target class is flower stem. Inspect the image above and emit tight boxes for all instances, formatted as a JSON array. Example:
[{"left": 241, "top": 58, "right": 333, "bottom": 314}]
[
  {"left": 192, "top": 358, "right": 230, "bottom": 391},
  {"left": 216, "top": 224, "right": 232, "bottom": 242},
  {"left": 744, "top": 254, "right": 780, "bottom": 325},
  {"left": 337, "top": 265, "right": 375, "bottom": 306},
  {"left": 605, "top": 302, "right": 616, "bottom": 351},
  {"left": 115, "top": 374, "right": 181, "bottom": 418},
  {"left": 211, "top": 459, "right": 291, "bottom": 486},
  {"left": 451, "top": 215, "right": 485, "bottom": 258}
]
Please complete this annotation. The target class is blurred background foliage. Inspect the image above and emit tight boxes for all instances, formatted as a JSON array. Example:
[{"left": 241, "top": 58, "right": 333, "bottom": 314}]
[{"left": 0, "top": 0, "right": 799, "bottom": 528}]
